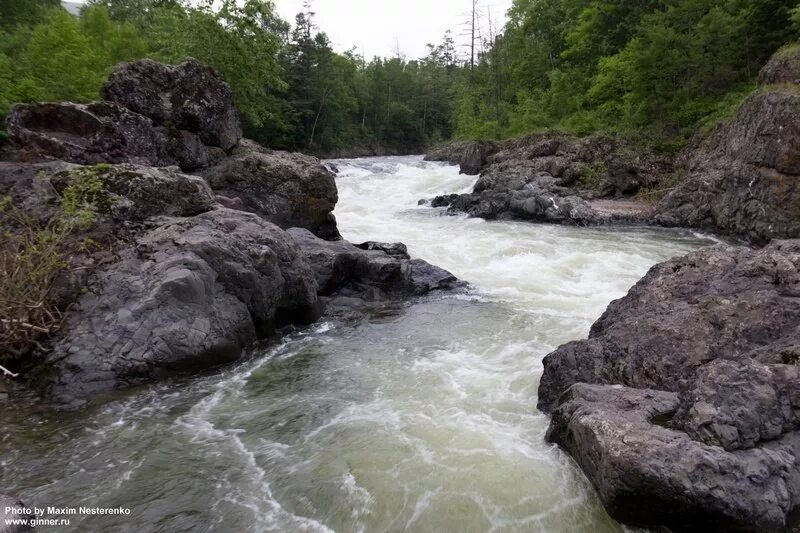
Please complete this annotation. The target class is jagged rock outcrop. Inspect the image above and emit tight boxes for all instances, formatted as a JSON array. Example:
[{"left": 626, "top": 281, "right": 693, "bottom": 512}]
[
  {"left": 287, "top": 228, "right": 462, "bottom": 308},
  {"left": 547, "top": 383, "right": 800, "bottom": 531},
  {"left": 201, "top": 144, "right": 341, "bottom": 240},
  {"left": 1, "top": 58, "right": 462, "bottom": 407},
  {"left": 426, "top": 134, "right": 665, "bottom": 225},
  {"left": 538, "top": 240, "right": 800, "bottom": 530},
  {"left": 6, "top": 102, "right": 171, "bottom": 167},
  {"left": 431, "top": 170, "right": 652, "bottom": 225},
  {"left": 758, "top": 44, "right": 800, "bottom": 85},
  {"left": 460, "top": 141, "right": 498, "bottom": 175},
  {"left": 654, "top": 52, "right": 800, "bottom": 244},
  {"left": 424, "top": 140, "right": 475, "bottom": 166},
  {"left": 48, "top": 209, "right": 322, "bottom": 407},
  {"left": 6, "top": 59, "right": 240, "bottom": 172},
  {"left": 101, "top": 58, "right": 242, "bottom": 151}
]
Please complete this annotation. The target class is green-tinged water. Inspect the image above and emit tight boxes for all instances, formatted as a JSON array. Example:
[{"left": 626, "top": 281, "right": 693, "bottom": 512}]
[{"left": 1, "top": 156, "right": 712, "bottom": 532}]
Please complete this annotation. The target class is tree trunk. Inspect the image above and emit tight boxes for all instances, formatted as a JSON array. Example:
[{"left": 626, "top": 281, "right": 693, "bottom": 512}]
[{"left": 309, "top": 87, "right": 330, "bottom": 148}]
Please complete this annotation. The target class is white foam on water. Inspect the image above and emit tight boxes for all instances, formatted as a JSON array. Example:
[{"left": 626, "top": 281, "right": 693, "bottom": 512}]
[{"left": 3, "top": 156, "right": 714, "bottom": 533}]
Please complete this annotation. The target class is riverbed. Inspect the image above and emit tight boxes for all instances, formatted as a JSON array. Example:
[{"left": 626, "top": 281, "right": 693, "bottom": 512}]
[{"left": 2, "top": 156, "right": 712, "bottom": 532}]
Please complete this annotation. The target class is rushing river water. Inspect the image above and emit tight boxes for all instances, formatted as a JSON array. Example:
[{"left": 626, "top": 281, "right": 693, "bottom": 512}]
[{"left": 2, "top": 156, "right": 712, "bottom": 532}]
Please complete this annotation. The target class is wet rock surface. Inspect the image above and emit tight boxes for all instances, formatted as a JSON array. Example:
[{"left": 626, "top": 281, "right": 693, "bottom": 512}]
[
  {"left": 1, "top": 58, "right": 461, "bottom": 407},
  {"left": 539, "top": 239, "right": 800, "bottom": 530},
  {"left": 287, "top": 228, "right": 463, "bottom": 309},
  {"left": 427, "top": 135, "right": 665, "bottom": 226},
  {"left": 48, "top": 209, "right": 321, "bottom": 407}
]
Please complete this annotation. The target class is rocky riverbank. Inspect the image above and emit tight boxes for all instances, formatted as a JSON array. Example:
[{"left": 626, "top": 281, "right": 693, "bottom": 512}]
[
  {"left": 539, "top": 240, "right": 800, "bottom": 530},
  {"left": 425, "top": 134, "right": 662, "bottom": 226},
  {"left": 0, "top": 59, "right": 461, "bottom": 408},
  {"left": 524, "top": 46, "right": 800, "bottom": 531},
  {"left": 425, "top": 48, "right": 800, "bottom": 246}
]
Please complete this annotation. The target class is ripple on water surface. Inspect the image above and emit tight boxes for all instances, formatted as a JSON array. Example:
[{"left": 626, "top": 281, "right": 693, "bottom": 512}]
[{"left": 2, "top": 156, "right": 712, "bottom": 532}]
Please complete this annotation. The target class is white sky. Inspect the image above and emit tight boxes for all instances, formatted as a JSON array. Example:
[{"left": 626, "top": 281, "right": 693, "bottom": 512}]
[
  {"left": 273, "top": 0, "right": 514, "bottom": 60},
  {"left": 69, "top": 0, "right": 514, "bottom": 60}
]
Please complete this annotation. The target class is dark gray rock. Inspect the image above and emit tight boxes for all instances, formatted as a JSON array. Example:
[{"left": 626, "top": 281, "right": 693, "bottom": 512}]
[
  {"left": 758, "top": 44, "right": 800, "bottom": 86},
  {"left": 201, "top": 146, "right": 341, "bottom": 240},
  {"left": 102, "top": 58, "right": 241, "bottom": 150},
  {"left": 539, "top": 240, "right": 800, "bottom": 412},
  {"left": 6, "top": 102, "right": 166, "bottom": 167},
  {"left": 460, "top": 141, "right": 497, "bottom": 175},
  {"left": 673, "top": 359, "right": 800, "bottom": 451},
  {"left": 423, "top": 140, "right": 474, "bottom": 166},
  {"left": 355, "top": 241, "right": 409, "bottom": 257},
  {"left": 539, "top": 239, "right": 800, "bottom": 530},
  {"left": 547, "top": 383, "right": 800, "bottom": 532},
  {"left": 654, "top": 52, "right": 800, "bottom": 245},
  {"left": 287, "top": 228, "right": 462, "bottom": 301},
  {"left": 0, "top": 495, "right": 32, "bottom": 533},
  {"left": 425, "top": 134, "right": 666, "bottom": 226},
  {"left": 48, "top": 209, "right": 321, "bottom": 407}
]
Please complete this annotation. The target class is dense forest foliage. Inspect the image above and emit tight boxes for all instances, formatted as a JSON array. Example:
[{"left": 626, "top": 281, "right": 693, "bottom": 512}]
[
  {"left": 0, "top": 0, "right": 460, "bottom": 154},
  {"left": 0, "top": 0, "right": 799, "bottom": 154},
  {"left": 461, "top": 0, "right": 800, "bottom": 150}
]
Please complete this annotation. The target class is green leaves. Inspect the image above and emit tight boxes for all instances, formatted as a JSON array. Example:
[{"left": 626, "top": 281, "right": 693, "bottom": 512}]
[{"left": 455, "top": 0, "right": 800, "bottom": 149}]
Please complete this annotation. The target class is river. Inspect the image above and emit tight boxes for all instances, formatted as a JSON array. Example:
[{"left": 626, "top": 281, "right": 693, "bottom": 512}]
[{"left": 2, "top": 156, "right": 712, "bottom": 532}]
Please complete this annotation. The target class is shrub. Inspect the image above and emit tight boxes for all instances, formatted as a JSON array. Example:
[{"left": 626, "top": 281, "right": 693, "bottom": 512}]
[
  {"left": 0, "top": 173, "right": 104, "bottom": 361},
  {"left": 578, "top": 161, "right": 608, "bottom": 190}
]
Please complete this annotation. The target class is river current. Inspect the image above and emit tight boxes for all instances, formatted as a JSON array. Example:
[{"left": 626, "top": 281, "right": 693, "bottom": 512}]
[{"left": 2, "top": 156, "right": 712, "bottom": 532}]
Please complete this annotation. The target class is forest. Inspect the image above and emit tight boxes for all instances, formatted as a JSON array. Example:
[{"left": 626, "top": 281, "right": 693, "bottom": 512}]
[{"left": 1, "top": 0, "right": 799, "bottom": 154}]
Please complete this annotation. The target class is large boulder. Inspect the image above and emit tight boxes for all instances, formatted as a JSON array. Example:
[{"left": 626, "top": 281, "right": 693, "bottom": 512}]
[
  {"left": 48, "top": 209, "right": 321, "bottom": 407},
  {"left": 547, "top": 383, "right": 800, "bottom": 531},
  {"left": 5, "top": 101, "right": 223, "bottom": 172},
  {"left": 654, "top": 51, "right": 800, "bottom": 244},
  {"left": 6, "top": 102, "right": 167, "bottom": 167},
  {"left": 539, "top": 239, "right": 800, "bottom": 529},
  {"left": 539, "top": 240, "right": 800, "bottom": 411},
  {"left": 459, "top": 140, "right": 498, "bottom": 175},
  {"left": 6, "top": 59, "right": 241, "bottom": 172},
  {"left": 201, "top": 144, "right": 341, "bottom": 240},
  {"left": 286, "top": 228, "right": 462, "bottom": 305},
  {"left": 101, "top": 58, "right": 242, "bottom": 150}
]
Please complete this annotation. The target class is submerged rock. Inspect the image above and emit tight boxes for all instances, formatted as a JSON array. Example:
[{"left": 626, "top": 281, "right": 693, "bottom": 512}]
[{"left": 539, "top": 239, "right": 800, "bottom": 529}]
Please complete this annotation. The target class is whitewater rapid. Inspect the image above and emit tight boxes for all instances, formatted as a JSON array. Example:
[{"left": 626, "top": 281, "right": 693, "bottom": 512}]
[{"left": 2, "top": 156, "right": 711, "bottom": 532}]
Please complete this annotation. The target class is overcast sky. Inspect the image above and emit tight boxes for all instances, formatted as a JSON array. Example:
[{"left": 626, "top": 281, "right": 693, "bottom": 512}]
[
  {"left": 273, "top": 0, "right": 514, "bottom": 60},
  {"left": 69, "top": 0, "right": 514, "bottom": 60}
]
